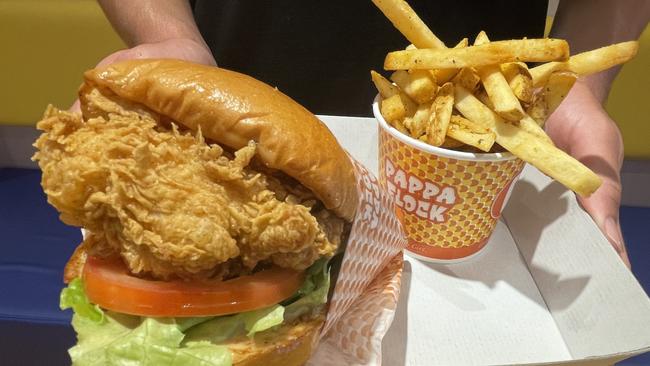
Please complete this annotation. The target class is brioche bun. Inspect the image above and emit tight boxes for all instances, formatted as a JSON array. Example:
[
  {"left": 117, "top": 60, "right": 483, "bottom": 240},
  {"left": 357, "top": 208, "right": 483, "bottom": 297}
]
[
  {"left": 81, "top": 59, "right": 357, "bottom": 221},
  {"left": 228, "top": 313, "right": 324, "bottom": 366}
]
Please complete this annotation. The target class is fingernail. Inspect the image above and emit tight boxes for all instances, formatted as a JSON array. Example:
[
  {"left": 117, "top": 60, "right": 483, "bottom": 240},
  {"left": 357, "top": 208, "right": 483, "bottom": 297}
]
[{"left": 604, "top": 216, "right": 625, "bottom": 254}]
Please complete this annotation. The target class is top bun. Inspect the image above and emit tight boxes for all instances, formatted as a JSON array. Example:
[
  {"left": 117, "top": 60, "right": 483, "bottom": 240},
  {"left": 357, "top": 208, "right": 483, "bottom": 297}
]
[{"left": 82, "top": 59, "right": 358, "bottom": 221}]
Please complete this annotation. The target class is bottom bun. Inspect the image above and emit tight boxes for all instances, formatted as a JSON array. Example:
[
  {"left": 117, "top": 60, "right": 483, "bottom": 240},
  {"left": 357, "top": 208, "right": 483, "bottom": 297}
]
[{"left": 226, "top": 312, "right": 325, "bottom": 366}]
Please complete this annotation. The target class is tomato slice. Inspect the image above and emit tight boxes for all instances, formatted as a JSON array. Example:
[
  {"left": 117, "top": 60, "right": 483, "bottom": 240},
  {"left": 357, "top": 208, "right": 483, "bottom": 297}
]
[{"left": 82, "top": 256, "right": 305, "bottom": 317}]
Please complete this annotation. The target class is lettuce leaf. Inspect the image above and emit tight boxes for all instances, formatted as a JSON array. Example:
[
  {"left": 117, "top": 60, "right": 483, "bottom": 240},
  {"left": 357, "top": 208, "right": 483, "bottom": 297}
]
[
  {"left": 60, "top": 258, "right": 331, "bottom": 366},
  {"left": 61, "top": 279, "right": 231, "bottom": 366},
  {"left": 241, "top": 304, "right": 284, "bottom": 336},
  {"left": 184, "top": 303, "right": 285, "bottom": 343},
  {"left": 284, "top": 258, "right": 330, "bottom": 322},
  {"left": 60, "top": 278, "right": 104, "bottom": 323}
]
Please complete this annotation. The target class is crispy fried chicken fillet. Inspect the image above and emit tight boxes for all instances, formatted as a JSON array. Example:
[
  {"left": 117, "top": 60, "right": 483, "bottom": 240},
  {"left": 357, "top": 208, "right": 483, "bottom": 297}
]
[{"left": 33, "top": 60, "right": 357, "bottom": 281}]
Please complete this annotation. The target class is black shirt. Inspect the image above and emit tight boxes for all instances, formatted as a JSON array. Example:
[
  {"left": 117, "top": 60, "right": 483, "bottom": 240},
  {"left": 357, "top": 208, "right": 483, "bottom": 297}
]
[{"left": 192, "top": 1, "right": 547, "bottom": 116}]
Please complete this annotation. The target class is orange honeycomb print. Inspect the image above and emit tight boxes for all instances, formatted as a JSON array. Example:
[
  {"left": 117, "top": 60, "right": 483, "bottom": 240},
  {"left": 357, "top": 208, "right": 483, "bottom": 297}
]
[{"left": 378, "top": 127, "right": 525, "bottom": 261}]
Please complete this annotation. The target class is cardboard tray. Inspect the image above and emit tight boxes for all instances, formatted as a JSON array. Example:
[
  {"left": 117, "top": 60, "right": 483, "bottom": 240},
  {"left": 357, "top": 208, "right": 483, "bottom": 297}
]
[{"left": 319, "top": 115, "right": 650, "bottom": 366}]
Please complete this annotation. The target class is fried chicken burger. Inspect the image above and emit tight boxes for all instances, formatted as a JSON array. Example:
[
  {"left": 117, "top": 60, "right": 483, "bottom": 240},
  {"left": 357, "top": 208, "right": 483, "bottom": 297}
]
[{"left": 33, "top": 59, "right": 358, "bottom": 366}]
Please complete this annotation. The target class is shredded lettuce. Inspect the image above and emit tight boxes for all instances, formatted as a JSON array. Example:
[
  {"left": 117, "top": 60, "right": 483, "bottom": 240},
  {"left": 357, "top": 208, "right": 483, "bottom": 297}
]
[{"left": 60, "top": 258, "right": 332, "bottom": 366}]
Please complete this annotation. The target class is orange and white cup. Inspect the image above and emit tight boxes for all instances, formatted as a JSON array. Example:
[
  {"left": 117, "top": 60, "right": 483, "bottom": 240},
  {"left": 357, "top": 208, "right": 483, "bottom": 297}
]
[{"left": 373, "top": 97, "right": 525, "bottom": 263}]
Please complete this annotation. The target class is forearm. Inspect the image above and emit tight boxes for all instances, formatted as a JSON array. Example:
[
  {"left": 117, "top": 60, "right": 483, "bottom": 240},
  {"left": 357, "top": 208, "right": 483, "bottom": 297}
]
[
  {"left": 551, "top": 0, "right": 650, "bottom": 102},
  {"left": 98, "top": 0, "right": 207, "bottom": 48}
]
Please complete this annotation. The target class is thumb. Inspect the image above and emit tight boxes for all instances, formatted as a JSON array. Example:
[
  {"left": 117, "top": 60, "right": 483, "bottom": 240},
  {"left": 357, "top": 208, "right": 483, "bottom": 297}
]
[{"left": 578, "top": 178, "right": 630, "bottom": 268}]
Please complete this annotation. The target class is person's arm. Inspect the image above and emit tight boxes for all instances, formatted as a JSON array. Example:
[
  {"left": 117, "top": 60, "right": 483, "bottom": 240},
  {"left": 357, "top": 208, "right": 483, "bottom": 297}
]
[
  {"left": 547, "top": 0, "right": 650, "bottom": 266},
  {"left": 95, "top": 0, "right": 215, "bottom": 66}
]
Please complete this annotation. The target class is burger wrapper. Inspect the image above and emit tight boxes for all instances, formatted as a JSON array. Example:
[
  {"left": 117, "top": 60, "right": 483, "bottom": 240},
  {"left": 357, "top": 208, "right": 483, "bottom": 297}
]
[{"left": 310, "top": 159, "right": 408, "bottom": 365}]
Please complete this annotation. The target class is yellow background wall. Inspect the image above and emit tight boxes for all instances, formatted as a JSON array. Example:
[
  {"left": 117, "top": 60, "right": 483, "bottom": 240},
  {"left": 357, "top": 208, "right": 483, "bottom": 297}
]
[
  {"left": 0, "top": 0, "right": 124, "bottom": 126},
  {"left": 606, "top": 25, "right": 650, "bottom": 159},
  {"left": 0, "top": 1, "right": 648, "bottom": 158}
]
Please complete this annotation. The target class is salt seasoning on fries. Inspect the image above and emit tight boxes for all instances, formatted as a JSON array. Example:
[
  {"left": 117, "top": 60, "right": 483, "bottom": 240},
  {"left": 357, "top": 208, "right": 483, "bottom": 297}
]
[
  {"left": 384, "top": 39, "right": 570, "bottom": 71},
  {"left": 530, "top": 41, "right": 639, "bottom": 86},
  {"left": 474, "top": 31, "right": 526, "bottom": 122},
  {"left": 390, "top": 70, "right": 438, "bottom": 104},
  {"left": 545, "top": 71, "right": 578, "bottom": 115},
  {"left": 500, "top": 62, "right": 534, "bottom": 103},
  {"left": 370, "top": 0, "right": 638, "bottom": 262},
  {"left": 425, "top": 82, "right": 453, "bottom": 146}
]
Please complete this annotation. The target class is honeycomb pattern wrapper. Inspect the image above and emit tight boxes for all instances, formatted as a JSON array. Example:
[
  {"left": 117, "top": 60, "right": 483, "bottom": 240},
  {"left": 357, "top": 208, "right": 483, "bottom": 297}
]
[{"left": 309, "top": 159, "right": 408, "bottom": 365}]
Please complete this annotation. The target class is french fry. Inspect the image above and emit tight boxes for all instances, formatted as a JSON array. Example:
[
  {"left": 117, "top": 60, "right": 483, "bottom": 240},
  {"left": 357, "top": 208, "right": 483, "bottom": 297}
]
[
  {"left": 472, "top": 30, "right": 489, "bottom": 46},
  {"left": 477, "top": 84, "right": 549, "bottom": 144},
  {"left": 370, "top": 0, "right": 446, "bottom": 49},
  {"left": 526, "top": 91, "right": 548, "bottom": 126},
  {"left": 426, "top": 82, "right": 454, "bottom": 146},
  {"left": 371, "top": 70, "right": 400, "bottom": 97},
  {"left": 519, "top": 114, "right": 553, "bottom": 144},
  {"left": 440, "top": 136, "right": 465, "bottom": 149},
  {"left": 371, "top": 70, "right": 418, "bottom": 116},
  {"left": 453, "top": 85, "right": 601, "bottom": 196},
  {"left": 393, "top": 119, "right": 409, "bottom": 134},
  {"left": 470, "top": 72, "right": 549, "bottom": 139},
  {"left": 501, "top": 62, "right": 534, "bottom": 103},
  {"left": 404, "top": 102, "right": 432, "bottom": 137},
  {"left": 475, "top": 87, "right": 494, "bottom": 109},
  {"left": 391, "top": 69, "right": 438, "bottom": 104},
  {"left": 545, "top": 71, "right": 578, "bottom": 115},
  {"left": 452, "top": 67, "right": 481, "bottom": 92},
  {"left": 530, "top": 41, "right": 639, "bottom": 86},
  {"left": 454, "top": 37, "right": 469, "bottom": 48},
  {"left": 385, "top": 39, "right": 570, "bottom": 70},
  {"left": 403, "top": 45, "right": 440, "bottom": 86},
  {"left": 474, "top": 31, "right": 525, "bottom": 121},
  {"left": 433, "top": 38, "right": 469, "bottom": 84},
  {"left": 380, "top": 94, "right": 406, "bottom": 124},
  {"left": 446, "top": 115, "right": 496, "bottom": 152}
]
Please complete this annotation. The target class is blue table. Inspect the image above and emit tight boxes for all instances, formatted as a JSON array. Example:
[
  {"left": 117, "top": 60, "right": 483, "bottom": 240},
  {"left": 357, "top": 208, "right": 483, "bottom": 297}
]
[
  {"left": 1, "top": 167, "right": 648, "bottom": 365},
  {"left": 0, "top": 168, "right": 79, "bottom": 365}
]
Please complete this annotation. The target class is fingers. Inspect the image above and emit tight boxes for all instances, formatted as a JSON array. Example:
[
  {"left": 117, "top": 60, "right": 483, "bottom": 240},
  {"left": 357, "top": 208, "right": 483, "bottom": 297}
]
[
  {"left": 545, "top": 82, "right": 629, "bottom": 267},
  {"left": 69, "top": 99, "right": 81, "bottom": 113},
  {"left": 578, "top": 177, "right": 630, "bottom": 268},
  {"left": 69, "top": 38, "right": 216, "bottom": 112}
]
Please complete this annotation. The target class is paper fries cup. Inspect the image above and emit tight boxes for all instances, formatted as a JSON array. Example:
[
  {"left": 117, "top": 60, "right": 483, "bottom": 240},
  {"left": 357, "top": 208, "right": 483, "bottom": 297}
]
[{"left": 373, "top": 96, "right": 525, "bottom": 262}]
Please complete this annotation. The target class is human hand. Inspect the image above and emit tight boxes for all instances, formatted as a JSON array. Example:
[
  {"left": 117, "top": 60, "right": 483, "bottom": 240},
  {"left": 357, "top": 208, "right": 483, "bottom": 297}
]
[
  {"left": 545, "top": 80, "right": 630, "bottom": 267},
  {"left": 70, "top": 37, "right": 215, "bottom": 111}
]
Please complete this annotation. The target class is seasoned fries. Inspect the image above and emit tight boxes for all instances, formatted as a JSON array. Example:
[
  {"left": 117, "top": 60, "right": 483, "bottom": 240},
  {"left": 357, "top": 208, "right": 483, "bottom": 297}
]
[
  {"left": 519, "top": 114, "right": 553, "bottom": 144},
  {"left": 371, "top": 70, "right": 418, "bottom": 117},
  {"left": 526, "top": 92, "right": 548, "bottom": 126},
  {"left": 433, "top": 38, "right": 470, "bottom": 84},
  {"left": 380, "top": 94, "right": 406, "bottom": 123},
  {"left": 545, "top": 71, "right": 578, "bottom": 115},
  {"left": 530, "top": 41, "right": 639, "bottom": 86},
  {"left": 446, "top": 115, "right": 496, "bottom": 152},
  {"left": 474, "top": 32, "right": 525, "bottom": 121},
  {"left": 371, "top": 0, "right": 638, "bottom": 196},
  {"left": 391, "top": 69, "right": 438, "bottom": 103},
  {"left": 453, "top": 85, "right": 601, "bottom": 196},
  {"left": 501, "top": 62, "right": 534, "bottom": 103},
  {"left": 370, "top": 0, "right": 446, "bottom": 49},
  {"left": 404, "top": 102, "right": 433, "bottom": 137},
  {"left": 425, "top": 82, "right": 454, "bottom": 146},
  {"left": 452, "top": 68, "right": 481, "bottom": 92},
  {"left": 384, "top": 39, "right": 570, "bottom": 70}
]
